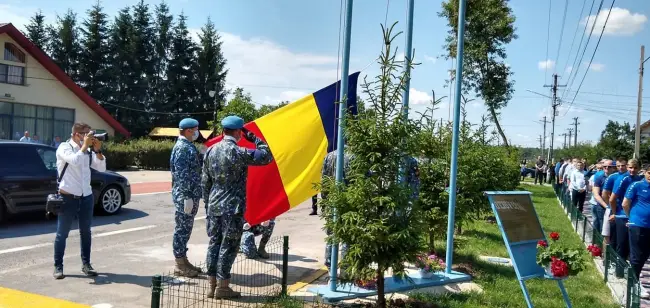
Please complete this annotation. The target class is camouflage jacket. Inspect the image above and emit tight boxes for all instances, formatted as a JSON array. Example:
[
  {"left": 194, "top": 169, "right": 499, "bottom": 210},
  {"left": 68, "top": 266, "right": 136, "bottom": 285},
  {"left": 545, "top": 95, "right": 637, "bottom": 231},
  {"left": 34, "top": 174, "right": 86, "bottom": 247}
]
[
  {"left": 170, "top": 137, "right": 202, "bottom": 201},
  {"left": 201, "top": 135, "right": 274, "bottom": 216}
]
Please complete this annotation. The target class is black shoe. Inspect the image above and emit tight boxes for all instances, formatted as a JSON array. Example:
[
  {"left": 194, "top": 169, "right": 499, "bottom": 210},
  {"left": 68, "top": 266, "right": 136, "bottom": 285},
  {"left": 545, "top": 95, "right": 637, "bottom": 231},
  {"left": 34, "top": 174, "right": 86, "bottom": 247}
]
[
  {"left": 309, "top": 211, "right": 317, "bottom": 216},
  {"left": 82, "top": 263, "right": 98, "bottom": 276},
  {"left": 53, "top": 266, "right": 64, "bottom": 279}
]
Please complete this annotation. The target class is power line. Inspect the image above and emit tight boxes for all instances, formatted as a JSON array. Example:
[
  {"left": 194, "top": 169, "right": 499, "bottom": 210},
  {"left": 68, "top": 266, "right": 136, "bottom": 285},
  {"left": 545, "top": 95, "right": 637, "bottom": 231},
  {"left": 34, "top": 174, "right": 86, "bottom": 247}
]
[
  {"left": 544, "top": 0, "right": 553, "bottom": 84},
  {"left": 564, "top": 0, "right": 616, "bottom": 116},
  {"left": 561, "top": 0, "right": 599, "bottom": 100},
  {"left": 553, "top": 0, "right": 570, "bottom": 74},
  {"left": 560, "top": 0, "right": 588, "bottom": 76}
]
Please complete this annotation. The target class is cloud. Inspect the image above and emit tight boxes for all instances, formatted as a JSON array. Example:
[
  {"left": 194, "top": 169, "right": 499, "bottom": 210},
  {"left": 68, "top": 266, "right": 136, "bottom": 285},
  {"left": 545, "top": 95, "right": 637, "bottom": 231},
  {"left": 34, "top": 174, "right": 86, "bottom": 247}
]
[
  {"left": 264, "top": 90, "right": 308, "bottom": 104},
  {"left": 583, "top": 7, "right": 647, "bottom": 36},
  {"left": 471, "top": 101, "right": 481, "bottom": 108},
  {"left": 0, "top": 4, "right": 31, "bottom": 30},
  {"left": 538, "top": 60, "right": 555, "bottom": 70},
  {"left": 585, "top": 62, "right": 605, "bottom": 72},
  {"left": 566, "top": 66, "right": 573, "bottom": 73},
  {"left": 409, "top": 88, "right": 432, "bottom": 105},
  {"left": 516, "top": 133, "right": 530, "bottom": 139},
  {"left": 423, "top": 55, "right": 437, "bottom": 64}
]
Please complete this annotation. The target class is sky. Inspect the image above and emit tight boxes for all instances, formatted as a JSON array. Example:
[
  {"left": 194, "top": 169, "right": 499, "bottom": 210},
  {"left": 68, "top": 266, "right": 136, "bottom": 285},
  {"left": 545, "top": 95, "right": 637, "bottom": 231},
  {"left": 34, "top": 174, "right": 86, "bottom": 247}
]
[{"left": 1, "top": 0, "right": 648, "bottom": 148}]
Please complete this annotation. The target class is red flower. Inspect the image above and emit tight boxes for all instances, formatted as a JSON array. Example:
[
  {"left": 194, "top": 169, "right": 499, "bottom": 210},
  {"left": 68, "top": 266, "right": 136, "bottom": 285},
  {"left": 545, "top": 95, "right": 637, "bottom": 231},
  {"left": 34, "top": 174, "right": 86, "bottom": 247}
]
[
  {"left": 550, "top": 232, "right": 560, "bottom": 241},
  {"left": 587, "top": 244, "right": 602, "bottom": 257},
  {"left": 537, "top": 240, "right": 548, "bottom": 248},
  {"left": 550, "top": 258, "right": 569, "bottom": 277}
]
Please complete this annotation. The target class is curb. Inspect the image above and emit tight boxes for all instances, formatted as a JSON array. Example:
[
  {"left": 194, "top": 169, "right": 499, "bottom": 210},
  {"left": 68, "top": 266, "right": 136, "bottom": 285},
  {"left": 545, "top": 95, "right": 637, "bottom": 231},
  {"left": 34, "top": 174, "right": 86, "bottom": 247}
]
[{"left": 287, "top": 266, "right": 329, "bottom": 294}]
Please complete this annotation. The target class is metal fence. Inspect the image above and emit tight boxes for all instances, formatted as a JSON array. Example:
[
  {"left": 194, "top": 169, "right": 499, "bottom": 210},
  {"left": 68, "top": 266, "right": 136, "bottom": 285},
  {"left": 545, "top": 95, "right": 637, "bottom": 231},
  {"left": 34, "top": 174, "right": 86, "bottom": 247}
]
[
  {"left": 554, "top": 183, "right": 643, "bottom": 308},
  {"left": 150, "top": 236, "right": 299, "bottom": 308}
]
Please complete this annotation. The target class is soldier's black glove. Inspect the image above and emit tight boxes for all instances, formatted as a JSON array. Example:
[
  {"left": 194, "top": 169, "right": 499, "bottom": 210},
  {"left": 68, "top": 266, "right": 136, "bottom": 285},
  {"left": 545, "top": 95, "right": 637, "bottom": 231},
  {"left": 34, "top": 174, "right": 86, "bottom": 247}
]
[{"left": 242, "top": 127, "right": 257, "bottom": 143}]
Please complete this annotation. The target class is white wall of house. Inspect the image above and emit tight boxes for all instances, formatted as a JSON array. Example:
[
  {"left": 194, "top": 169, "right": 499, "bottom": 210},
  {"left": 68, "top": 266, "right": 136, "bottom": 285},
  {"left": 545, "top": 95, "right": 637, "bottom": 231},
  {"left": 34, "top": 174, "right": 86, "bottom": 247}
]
[{"left": 0, "top": 33, "right": 115, "bottom": 137}]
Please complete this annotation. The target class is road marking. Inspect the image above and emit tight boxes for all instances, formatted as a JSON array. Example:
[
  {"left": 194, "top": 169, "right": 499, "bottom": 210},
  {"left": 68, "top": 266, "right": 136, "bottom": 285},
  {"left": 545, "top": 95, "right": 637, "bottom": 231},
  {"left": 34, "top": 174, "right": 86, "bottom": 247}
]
[
  {"left": 0, "top": 286, "right": 90, "bottom": 307},
  {"left": 132, "top": 191, "right": 171, "bottom": 196},
  {"left": 0, "top": 243, "right": 52, "bottom": 255},
  {"left": 287, "top": 266, "right": 329, "bottom": 294},
  {"left": 94, "top": 225, "right": 157, "bottom": 238},
  {"left": 194, "top": 215, "right": 206, "bottom": 221}
]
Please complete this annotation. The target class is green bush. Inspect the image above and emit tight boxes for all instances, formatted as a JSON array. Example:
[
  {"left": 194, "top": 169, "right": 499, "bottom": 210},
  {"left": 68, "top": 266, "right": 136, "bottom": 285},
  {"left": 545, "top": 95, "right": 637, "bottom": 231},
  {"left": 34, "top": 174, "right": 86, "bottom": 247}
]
[{"left": 104, "top": 138, "right": 176, "bottom": 170}]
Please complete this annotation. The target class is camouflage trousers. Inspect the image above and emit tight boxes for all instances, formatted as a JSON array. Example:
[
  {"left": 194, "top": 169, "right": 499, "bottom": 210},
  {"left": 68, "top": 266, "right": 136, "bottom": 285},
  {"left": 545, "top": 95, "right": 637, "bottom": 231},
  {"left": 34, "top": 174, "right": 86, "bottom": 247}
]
[
  {"left": 206, "top": 214, "right": 245, "bottom": 279},
  {"left": 172, "top": 198, "right": 200, "bottom": 258},
  {"left": 240, "top": 221, "right": 276, "bottom": 258}
]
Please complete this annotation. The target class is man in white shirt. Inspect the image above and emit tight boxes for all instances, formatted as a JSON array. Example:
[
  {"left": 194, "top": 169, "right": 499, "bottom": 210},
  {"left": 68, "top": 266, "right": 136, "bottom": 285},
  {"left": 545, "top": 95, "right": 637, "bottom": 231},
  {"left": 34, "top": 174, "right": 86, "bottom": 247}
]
[
  {"left": 19, "top": 130, "right": 31, "bottom": 142},
  {"left": 53, "top": 123, "right": 107, "bottom": 279}
]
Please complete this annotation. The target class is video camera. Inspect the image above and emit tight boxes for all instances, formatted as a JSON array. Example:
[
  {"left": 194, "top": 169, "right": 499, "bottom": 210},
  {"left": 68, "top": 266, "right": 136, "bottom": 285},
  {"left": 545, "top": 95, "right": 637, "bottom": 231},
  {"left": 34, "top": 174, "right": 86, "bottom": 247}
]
[{"left": 91, "top": 132, "right": 109, "bottom": 142}]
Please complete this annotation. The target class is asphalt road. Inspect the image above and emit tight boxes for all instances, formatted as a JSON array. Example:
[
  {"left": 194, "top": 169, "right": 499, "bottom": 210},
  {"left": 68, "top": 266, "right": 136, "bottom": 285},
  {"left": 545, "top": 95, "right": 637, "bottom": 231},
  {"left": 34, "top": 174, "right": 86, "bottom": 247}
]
[{"left": 0, "top": 192, "right": 326, "bottom": 308}]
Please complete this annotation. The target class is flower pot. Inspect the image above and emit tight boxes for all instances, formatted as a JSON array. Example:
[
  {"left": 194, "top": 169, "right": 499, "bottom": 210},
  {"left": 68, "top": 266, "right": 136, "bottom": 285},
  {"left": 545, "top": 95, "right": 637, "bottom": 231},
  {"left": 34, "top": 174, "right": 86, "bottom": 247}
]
[{"left": 418, "top": 269, "right": 435, "bottom": 279}]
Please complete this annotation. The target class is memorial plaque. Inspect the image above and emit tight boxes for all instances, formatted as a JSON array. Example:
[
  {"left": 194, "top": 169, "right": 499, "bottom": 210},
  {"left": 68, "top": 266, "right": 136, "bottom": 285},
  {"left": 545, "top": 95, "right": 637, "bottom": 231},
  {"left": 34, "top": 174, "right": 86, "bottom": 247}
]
[{"left": 490, "top": 194, "right": 544, "bottom": 243}]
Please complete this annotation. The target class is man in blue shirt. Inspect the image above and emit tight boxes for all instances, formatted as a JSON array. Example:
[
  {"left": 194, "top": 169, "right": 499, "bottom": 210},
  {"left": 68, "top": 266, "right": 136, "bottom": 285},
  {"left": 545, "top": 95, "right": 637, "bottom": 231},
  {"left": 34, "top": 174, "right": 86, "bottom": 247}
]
[
  {"left": 623, "top": 166, "right": 650, "bottom": 297},
  {"left": 554, "top": 158, "right": 564, "bottom": 191},
  {"left": 602, "top": 158, "right": 628, "bottom": 250},
  {"left": 610, "top": 158, "right": 641, "bottom": 277},
  {"left": 590, "top": 159, "right": 615, "bottom": 242}
]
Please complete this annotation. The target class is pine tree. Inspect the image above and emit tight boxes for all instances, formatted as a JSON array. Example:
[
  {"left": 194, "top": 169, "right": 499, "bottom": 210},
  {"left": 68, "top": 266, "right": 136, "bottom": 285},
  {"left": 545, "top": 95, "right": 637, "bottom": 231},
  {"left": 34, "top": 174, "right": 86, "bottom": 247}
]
[
  {"left": 79, "top": 1, "right": 111, "bottom": 104},
  {"left": 151, "top": 1, "right": 174, "bottom": 124},
  {"left": 196, "top": 17, "right": 228, "bottom": 127},
  {"left": 25, "top": 10, "right": 48, "bottom": 52},
  {"left": 48, "top": 10, "right": 81, "bottom": 80},
  {"left": 130, "top": 0, "right": 156, "bottom": 136},
  {"left": 165, "top": 12, "right": 198, "bottom": 127},
  {"left": 107, "top": 7, "right": 136, "bottom": 125}
]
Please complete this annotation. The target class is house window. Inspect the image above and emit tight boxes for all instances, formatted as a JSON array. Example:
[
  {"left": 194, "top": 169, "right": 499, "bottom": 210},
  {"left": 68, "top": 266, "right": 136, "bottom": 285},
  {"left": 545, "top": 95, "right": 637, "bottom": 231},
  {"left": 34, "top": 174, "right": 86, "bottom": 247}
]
[
  {"left": 0, "top": 101, "right": 75, "bottom": 145},
  {"left": 4, "top": 43, "right": 26, "bottom": 63},
  {"left": 0, "top": 64, "right": 25, "bottom": 85}
]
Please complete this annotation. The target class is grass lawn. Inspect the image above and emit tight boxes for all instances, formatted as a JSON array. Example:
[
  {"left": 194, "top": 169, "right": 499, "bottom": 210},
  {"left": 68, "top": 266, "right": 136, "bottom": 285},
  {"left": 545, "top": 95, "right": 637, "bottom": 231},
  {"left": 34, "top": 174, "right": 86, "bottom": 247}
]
[{"left": 410, "top": 184, "right": 618, "bottom": 308}]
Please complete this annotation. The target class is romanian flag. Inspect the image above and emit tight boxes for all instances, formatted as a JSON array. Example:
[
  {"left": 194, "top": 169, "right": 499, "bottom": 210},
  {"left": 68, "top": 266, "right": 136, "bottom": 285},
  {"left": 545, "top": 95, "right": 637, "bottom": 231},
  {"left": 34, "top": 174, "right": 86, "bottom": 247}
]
[{"left": 205, "top": 72, "right": 360, "bottom": 225}]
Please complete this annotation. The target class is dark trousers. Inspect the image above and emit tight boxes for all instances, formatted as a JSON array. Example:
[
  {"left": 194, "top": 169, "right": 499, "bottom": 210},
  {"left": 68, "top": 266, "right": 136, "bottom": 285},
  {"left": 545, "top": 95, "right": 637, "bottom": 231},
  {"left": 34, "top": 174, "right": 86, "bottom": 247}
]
[
  {"left": 592, "top": 204, "right": 606, "bottom": 239},
  {"left": 311, "top": 195, "right": 318, "bottom": 213},
  {"left": 535, "top": 171, "right": 544, "bottom": 184},
  {"left": 615, "top": 217, "right": 630, "bottom": 260},
  {"left": 629, "top": 226, "right": 650, "bottom": 280},
  {"left": 54, "top": 194, "right": 94, "bottom": 268},
  {"left": 571, "top": 189, "right": 587, "bottom": 213}
]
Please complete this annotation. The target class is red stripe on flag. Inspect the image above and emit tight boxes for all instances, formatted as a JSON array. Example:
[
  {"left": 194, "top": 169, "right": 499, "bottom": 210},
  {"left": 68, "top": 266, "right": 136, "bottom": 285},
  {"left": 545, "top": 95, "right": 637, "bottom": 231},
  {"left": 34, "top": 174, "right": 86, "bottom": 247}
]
[{"left": 204, "top": 122, "right": 291, "bottom": 225}]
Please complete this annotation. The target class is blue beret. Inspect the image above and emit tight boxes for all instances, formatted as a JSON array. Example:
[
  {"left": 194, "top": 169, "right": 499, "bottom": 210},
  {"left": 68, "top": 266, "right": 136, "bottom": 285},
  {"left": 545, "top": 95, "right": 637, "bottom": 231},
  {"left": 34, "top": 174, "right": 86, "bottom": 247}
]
[
  {"left": 221, "top": 115, "right": 244, "bottom": 129},
  {"left": 179, "top": 118, "right": 199, "bottom": 129}
]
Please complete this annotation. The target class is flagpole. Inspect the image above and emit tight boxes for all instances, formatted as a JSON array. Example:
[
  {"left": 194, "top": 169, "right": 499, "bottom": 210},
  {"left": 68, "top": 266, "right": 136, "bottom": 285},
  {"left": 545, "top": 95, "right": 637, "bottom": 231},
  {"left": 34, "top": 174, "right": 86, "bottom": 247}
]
[
  {"left": 445, "top": 0, "right": 467, "bottom": 274},
  {"left": 330, "top": 0, "right": 353, "bottom": 292},
  {"left": 401, "top": 0, "right": 414, "bottom": 118}
]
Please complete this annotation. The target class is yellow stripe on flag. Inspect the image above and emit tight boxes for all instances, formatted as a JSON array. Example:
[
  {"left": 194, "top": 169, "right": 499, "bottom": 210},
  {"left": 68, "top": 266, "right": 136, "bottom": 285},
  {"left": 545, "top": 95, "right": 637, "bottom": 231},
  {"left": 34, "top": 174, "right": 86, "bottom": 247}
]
[
  {"left": 255, "top": 94, "right": 329, "bottom": 207},
  {"left": 0, "top": 287, "right": 90, "bottom": 308}
]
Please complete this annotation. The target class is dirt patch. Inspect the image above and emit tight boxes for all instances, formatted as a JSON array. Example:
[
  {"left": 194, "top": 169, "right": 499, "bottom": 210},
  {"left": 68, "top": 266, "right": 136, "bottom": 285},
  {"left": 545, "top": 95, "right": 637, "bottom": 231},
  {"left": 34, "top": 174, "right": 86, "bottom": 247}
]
[{"left": 452, "top": 263, "right": 477, "bottom": 277}]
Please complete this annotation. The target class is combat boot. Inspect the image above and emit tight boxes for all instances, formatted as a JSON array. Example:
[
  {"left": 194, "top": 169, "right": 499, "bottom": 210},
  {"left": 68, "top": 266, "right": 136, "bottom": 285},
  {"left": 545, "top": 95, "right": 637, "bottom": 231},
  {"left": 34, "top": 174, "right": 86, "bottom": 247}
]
[
  {"left": 257, "top": 246, "right": 269, "bottom": 259},
  {"left": 214, "top": 280, "right": 241, "bottom": 299},
  {"left": 183, "top": 257, "right": 203, "bottom": 274},
  {"left": 206, "top": 276, "right": 217, "bottom": 298},
  {"left": 174, "top": 258, "right": 199, "bottom": 278}
]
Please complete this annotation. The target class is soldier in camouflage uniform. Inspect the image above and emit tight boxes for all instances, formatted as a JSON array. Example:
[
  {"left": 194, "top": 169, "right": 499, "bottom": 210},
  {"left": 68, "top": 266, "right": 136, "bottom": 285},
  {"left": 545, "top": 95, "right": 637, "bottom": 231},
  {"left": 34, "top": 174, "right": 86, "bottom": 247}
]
[
  {"left": 170, "top": 118, "right": 203, "bottom": 278},
  {"left": 239, "top": 218, "right": 276, "bottom": 259},
  {"left": 201, "top": 115, "right": 274, "bottom": 299},
  {"left": 321, "top": 149, "right": 352, "bottom": 268}
]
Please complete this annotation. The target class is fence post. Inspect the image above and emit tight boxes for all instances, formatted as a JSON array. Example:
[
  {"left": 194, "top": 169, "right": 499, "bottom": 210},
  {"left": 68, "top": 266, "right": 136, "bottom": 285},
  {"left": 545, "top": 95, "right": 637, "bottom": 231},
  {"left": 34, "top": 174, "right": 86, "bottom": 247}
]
[
  {"left": 604, "top": 244, "right": 610, "bottom": 283},
  {"left": 627, "top": 266, "right": 635, "bottom": 308},
  {"left": 582, "top": 217, "right": 587, "bottom": 242},
  {"left": 151, "top": 275, "right": 162, "bottom": 308},
  {"left": 281, "top": 235, "right": 289, "bottom": 296}
]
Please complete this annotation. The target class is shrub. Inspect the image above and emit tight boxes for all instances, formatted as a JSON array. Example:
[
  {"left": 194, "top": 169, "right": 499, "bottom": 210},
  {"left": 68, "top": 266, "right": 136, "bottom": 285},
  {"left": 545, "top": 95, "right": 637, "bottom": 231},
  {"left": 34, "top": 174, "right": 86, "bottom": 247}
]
[
  {"left": 104, "top": 138, "right": 177, "bottom": 171},
  {"left": 104, "top": 141, "right": 136, "bottom": 170}
]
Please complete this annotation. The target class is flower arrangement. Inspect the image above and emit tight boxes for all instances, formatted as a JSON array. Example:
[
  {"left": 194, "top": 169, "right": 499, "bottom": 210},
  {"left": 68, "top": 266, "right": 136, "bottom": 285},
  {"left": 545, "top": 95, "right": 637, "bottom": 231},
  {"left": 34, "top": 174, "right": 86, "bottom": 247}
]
[
  {"left": 587, "top": 244, "right": 602, "bottom": 258},
  {"left": 414, "top": 254, "right": 445, "bottom": 278},
  {"left": 536, "top": 231, "right": 587, "bottom": 278}
]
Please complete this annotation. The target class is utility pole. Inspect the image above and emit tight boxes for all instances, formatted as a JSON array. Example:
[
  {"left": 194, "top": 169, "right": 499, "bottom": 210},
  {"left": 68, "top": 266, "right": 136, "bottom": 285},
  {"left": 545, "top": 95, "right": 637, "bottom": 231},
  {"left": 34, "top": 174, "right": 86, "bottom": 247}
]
[
  {"left": 544, "top": 74, "right": 567, "bottom": 162},
  {"left": 561, "top": 133, "right": 568, "bottom": 149},
  {"left": 567, "top": 128, "right": 574, "bottom": 148},
  {"left": 635, "top": 45, "right": 647, "bottom": 159},
  {"left": 538, "top": 116, "right": 550, "bottom": 161},
  {"left": 572, "top": 117, "right": 580, "bottom": 146},
  {"left": 538, "top": 135, "right": 543, "bottom": 156}
]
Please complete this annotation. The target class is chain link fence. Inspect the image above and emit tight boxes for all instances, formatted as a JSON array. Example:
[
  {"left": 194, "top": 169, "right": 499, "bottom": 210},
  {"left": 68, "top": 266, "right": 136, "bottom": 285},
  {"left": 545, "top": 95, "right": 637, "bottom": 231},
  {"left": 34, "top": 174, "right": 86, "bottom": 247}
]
[{"left": 554, "top": 183, "right": 643, "bottom": 308}]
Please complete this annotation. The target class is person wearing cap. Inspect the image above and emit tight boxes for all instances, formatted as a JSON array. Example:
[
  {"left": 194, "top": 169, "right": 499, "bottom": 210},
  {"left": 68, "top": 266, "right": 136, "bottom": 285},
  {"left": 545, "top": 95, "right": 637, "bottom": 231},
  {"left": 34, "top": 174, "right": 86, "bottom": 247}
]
[
  {"left": 239, "top": 218, "right": 276, "bottom": 259},
  {"left": 202, "top": 115, "right": 274, "bottom": 299},
  {"left": 169, "top": 118, "right": 203, "bottom": 277}
]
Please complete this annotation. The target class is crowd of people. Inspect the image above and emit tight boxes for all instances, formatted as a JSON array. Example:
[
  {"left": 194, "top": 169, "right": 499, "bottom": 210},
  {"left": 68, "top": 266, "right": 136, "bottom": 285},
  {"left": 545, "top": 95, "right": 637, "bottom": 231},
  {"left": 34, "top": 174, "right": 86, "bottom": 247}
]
[{"left": 552, "top": 156, "right": 650, "bottom": 298}]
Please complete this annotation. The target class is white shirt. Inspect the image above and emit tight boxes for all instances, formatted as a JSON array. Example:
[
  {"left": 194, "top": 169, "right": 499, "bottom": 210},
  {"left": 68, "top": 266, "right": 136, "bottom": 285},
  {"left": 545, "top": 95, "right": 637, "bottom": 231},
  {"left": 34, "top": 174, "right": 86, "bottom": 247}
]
[
  {"left": 569, "top": 169, "right": 586, "bottom": 191},
  {"left": 19, "top": 136, "right": 31, "bottom": 142},
  {"left": 56, "top": 140, "right": 107, "bottom": 197}
]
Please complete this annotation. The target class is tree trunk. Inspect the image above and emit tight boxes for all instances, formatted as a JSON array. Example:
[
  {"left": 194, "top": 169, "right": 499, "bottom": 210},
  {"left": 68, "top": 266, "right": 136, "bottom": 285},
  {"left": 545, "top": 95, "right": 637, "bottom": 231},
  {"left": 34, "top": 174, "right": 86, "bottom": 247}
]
[
  {"left": 376, "top": 267, "right": 386, "bottom": 308},
  {"left": 488, "top": 106, "right": 509, "bottom": 147},
  {"left": 428, "top": 233, "right": 435, "bottom": 254}
]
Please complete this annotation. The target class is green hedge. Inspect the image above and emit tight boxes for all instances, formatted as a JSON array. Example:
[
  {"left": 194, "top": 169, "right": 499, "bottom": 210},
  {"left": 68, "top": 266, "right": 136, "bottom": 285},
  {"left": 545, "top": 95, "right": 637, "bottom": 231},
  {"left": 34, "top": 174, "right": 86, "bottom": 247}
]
[{"left": 104, "top": 138, "right": 177, "bottom": 170}]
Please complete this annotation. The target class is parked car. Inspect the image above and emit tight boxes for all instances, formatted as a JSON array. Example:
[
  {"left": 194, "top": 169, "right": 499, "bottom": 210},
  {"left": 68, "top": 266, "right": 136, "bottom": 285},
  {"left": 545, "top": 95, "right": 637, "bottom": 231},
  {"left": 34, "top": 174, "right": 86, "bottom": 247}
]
[{"left": 0, "top": 141, "right": 131, "bottom": 222}]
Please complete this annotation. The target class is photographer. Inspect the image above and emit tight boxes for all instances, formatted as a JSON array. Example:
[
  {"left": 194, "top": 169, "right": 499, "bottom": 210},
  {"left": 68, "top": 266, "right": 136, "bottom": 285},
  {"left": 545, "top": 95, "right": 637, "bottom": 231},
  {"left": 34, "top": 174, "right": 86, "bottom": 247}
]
[{"left": 53, "top": 123, "right": 106, "bottom": 279}]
